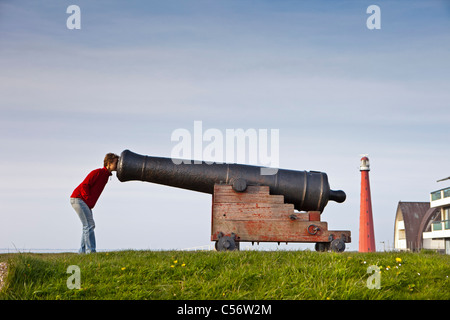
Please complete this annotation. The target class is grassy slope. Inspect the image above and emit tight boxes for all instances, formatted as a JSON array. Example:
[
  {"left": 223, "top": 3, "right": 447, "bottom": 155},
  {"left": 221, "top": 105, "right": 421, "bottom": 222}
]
[{"left": 0, "top": 250, "right": 449, "bottom": 300}]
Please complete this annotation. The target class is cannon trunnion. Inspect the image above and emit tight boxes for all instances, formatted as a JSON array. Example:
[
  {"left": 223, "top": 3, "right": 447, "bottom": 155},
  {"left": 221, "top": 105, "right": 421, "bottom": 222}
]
[{"left": 117, "top": 150, "right": 351, "bottom": 252}]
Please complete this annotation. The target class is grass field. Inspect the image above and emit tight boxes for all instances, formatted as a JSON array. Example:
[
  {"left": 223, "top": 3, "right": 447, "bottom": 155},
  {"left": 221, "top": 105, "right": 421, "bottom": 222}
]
[{"left": 0, "top": 250, "right": 449, "bottom": 300}]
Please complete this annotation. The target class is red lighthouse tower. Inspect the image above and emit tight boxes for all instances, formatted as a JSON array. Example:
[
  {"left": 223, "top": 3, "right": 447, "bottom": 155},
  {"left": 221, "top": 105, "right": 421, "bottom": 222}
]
[{"left": 359, "top": 156, "right": 376, "bottom": 252}]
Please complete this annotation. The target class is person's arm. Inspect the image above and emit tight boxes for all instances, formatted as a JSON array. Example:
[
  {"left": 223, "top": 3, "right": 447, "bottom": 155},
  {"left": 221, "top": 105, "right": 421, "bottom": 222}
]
[{"left": 79, "top": 169, "right": 100, "bottom": 205}]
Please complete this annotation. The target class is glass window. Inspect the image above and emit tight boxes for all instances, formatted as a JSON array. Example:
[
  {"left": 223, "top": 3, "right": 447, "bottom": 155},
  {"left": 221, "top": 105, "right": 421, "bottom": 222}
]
[
  {"left": 432, "top": 221, "right": 442, "bottom": 231},
  {"left": 431, "top": 191, "right": 442, "bottom": 201},
  {"left": 443, "top": 188, "right": 450, "bottom": 198}
]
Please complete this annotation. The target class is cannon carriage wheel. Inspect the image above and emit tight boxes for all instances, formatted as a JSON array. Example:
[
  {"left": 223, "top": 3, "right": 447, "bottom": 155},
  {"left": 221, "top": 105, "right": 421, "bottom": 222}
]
[
  {"left": 315, "top": 238, "right": 346, "bottom": 252},
  {"left": 315, "top": 242, "right": 330, "bottom": 252},
  {"left": 215, "top": 233, "right": 239, "bottom": 251}
]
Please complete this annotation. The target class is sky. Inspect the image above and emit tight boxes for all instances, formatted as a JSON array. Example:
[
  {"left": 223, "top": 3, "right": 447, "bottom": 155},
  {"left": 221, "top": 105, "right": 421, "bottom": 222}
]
[{"left": 0, "top": 0, "right": 449, "bottom": 252}]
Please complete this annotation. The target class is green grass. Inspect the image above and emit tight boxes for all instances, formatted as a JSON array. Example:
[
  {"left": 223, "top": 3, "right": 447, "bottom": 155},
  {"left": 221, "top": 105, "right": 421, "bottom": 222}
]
[{"left": 0, "top": 250, "right": 449, "bottom": 300}]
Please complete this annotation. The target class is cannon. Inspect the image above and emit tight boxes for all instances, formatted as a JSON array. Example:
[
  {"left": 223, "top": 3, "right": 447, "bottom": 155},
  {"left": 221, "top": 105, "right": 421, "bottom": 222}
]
[{"left": 117, "top": 150, "right": 351, "bottom": 252}]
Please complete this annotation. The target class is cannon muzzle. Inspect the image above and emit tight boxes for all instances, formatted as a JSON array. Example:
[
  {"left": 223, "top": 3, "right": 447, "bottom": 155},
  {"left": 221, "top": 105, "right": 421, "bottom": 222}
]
[{"left": 117, "top": 149, "right": 345, "bottom": 212}]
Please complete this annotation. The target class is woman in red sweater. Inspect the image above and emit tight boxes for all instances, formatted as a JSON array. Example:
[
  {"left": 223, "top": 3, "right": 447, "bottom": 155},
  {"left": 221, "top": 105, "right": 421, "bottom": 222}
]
[{"left": 70, "top": 153, "right": 119, "bottom": 253}]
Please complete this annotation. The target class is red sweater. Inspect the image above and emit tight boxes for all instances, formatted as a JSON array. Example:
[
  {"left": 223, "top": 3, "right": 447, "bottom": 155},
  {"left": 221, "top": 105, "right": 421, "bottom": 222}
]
[{"left": 71, "top": 167, "right": 112, "bottom": 209}]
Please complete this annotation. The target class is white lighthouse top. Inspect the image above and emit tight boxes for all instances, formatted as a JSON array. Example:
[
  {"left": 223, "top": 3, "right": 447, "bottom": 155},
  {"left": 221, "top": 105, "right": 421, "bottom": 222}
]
[{"left": 360, "top": 156, "right": 370, "bottom": 171}]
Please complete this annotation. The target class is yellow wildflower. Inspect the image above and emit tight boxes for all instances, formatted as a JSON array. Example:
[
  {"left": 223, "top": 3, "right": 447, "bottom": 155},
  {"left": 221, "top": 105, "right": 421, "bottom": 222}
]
[
  {"left": 121, "top": 267, "right": 126, "bottom": 271},
  {"left": 181, "top": 263, "right": 186, "bottom": 267},
  {"left": 174, "top": 260, "right": 178, "bottom": 264},
  {"left": 170, "top": 265, "right": 175, "bottom": 268},
  {"left": 395, "top": 257, "right": 402, "bottom": 263}
]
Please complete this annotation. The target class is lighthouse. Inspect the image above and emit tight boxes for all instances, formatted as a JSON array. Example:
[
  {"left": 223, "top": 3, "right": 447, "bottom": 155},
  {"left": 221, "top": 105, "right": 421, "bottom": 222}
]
[{"left": 359, "top": 156, "right": 376, "bottom": 252}]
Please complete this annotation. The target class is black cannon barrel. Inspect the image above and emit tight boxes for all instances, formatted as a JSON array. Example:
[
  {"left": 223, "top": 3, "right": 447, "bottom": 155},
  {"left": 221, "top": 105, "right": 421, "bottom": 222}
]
[{"left": 117, "top": 149, "right": 346, "bottom": 212}]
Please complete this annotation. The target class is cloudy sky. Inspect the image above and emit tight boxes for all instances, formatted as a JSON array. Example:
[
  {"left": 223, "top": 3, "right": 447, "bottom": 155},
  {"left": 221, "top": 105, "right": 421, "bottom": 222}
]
[{"left": 1, "top": 0, "right": 449, "bottom": 252}]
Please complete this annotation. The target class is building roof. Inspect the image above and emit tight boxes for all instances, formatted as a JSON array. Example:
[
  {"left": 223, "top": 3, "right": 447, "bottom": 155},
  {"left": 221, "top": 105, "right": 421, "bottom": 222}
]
[{"left": 395, "top": 202, "right": 439, "bottom": 250}]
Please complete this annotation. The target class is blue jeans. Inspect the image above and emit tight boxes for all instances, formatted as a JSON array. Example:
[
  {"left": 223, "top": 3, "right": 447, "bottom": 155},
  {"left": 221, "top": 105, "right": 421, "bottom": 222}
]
[{"left": 70, "top": 198, "right": 96, "bottom": 253}]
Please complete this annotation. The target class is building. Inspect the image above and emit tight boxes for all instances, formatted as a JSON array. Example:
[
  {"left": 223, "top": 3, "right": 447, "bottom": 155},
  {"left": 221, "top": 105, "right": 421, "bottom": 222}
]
[
  {"left": 423, "top": 185, "right": 450, "bottom": 254},
  {"left": 394, "top": 182, "right": 450, "bottom": 254},
  {"left": 393, "top": 202, "right": 440, "bottom": 251}
]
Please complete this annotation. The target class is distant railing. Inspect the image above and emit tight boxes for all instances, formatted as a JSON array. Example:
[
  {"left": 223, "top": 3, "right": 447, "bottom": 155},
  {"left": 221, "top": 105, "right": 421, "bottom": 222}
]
[
  {"left": 182, "top": 244, "right": 215, "bottom": 251},
  {"left": 0, "top": 248, "right": 79, "bottom": 254}
]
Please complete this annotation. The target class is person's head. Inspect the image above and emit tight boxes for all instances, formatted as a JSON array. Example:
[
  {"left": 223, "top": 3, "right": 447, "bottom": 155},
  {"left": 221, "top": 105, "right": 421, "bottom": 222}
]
[{"left": 104, "top": 153, "right": 119, "bottom": 172}]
